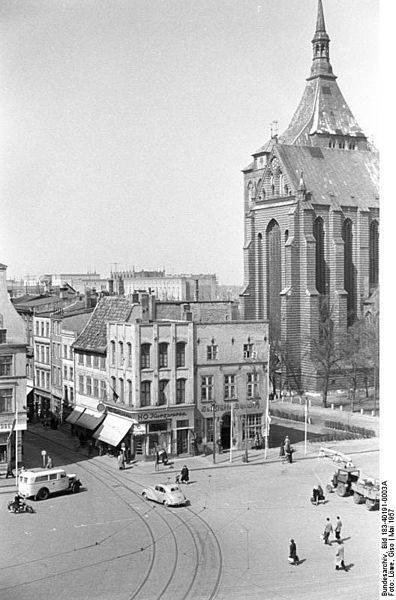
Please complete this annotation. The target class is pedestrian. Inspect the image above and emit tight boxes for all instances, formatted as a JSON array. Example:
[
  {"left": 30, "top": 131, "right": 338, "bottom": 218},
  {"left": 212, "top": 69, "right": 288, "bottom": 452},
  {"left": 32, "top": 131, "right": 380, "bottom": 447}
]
[
  {"left": 5, "top": 461, "right": 14, "bottom": 479},
  {"left": 312, "top": 485, "right": 319, "bottom": 505},
  {"left": 46, "top": 455, "right": 53, "bottom": 469},
  {"left": 323, "top": 517, "right": 333, "bottom": 545},
  {"left": 335, "top": 516, "right": 342, "bottom": 541},
  {"left": 117, "top": 452, "right": 125, "bottom": 470},
  {"left": 284, "top": 436, "right": 293, "bottom": 463},
  {"left": 288, "top": 539, "right": 299, "bottom": 565},
  {"left": 180, "top": 465, "right": 189, "bottom": 484},
  {"left": 335, "top": 541, "right": 346, "bottom": 571},
  {"left": 279, "top": 441, "right": 285, "bottom": 459},
  {"left": 155, "top": 450, "right": 160, "bottom": 471}
]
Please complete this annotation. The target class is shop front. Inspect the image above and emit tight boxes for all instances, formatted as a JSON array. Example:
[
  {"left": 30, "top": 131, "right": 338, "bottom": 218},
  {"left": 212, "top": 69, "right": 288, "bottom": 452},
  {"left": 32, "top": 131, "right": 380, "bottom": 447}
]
[
  {"left": 133, "top": 405, "right": 196, "bottom": 460},
  {"left": 0, "top": 413, "right": 27, "bottom": 469},
  {"left": 93, "top": 410, "right": 135, "bottom": 457},
  {"left": 199, "top": 401, "right": 264, "bottom": 452}
]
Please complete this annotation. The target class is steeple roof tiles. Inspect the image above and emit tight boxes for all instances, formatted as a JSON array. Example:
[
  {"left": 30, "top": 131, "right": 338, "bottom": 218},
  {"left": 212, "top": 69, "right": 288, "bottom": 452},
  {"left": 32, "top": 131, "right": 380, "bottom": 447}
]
[
  {"left": 280, "top": 77, "right": 364, "bottom": 145},
  {"left": 274, "top": 145, "right": 379, "bottom": 210},
  {"left": 73, "top": 296, "right": 135, "bottom": 352}
]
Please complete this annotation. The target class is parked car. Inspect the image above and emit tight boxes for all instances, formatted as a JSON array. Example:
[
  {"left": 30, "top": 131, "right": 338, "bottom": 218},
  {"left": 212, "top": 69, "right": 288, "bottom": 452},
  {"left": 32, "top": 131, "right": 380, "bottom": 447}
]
[
  {"left": 18, "top": 468, "right": 82, "bottom": 501},
  {"left": 142, "top": 483, "right": 187, "bottom": 506}
]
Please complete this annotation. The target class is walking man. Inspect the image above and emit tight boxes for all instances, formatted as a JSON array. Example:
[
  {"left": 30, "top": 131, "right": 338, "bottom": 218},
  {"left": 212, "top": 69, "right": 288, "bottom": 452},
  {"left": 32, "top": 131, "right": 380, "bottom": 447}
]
[
  {"left": 335, "top": 516, "right": 342, "bottom": 541},
  {"left": 117, "top": 452, "right": 125, "bottom": 470},
  {"left": 288, "top": 539, "right": 298, "bottom": 565},
  {"left": 335, "top": 541, "right": 347, "bottom": 570},
  {"left": 323, "top": 517, "right": 333, "bottom": 545},
  {"left": 46, "top": 455, "right": 53, "bottom": 469},
  {"left": 5, "top": 460, "right": 14, "bottom": 479}
]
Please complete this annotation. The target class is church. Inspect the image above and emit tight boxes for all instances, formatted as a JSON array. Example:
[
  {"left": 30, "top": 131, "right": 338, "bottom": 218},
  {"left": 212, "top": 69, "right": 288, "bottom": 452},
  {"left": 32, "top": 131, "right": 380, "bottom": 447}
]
[{"left": 240, "top": 0, "right": 379, "bottom": 393}]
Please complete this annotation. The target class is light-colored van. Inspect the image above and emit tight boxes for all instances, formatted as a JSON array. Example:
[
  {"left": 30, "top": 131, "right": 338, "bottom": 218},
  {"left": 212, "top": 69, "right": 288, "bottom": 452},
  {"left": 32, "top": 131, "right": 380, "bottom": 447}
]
[{"left": 18, "top": 467, "right": 82, "bottom": 501}]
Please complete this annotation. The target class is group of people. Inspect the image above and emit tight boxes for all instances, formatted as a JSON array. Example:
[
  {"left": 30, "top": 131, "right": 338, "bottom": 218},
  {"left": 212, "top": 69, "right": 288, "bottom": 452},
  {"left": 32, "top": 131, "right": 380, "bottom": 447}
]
[
  {"left": 279, "top": 435, "right": 294, "bottom": 463},
  {"left": 289, "top": 515, "right": 346, "bottom": 571}
]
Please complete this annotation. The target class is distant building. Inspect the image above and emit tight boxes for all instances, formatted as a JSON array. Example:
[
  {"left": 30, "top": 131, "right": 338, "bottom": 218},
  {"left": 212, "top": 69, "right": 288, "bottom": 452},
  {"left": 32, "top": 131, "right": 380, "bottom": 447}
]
[
  {"left": 112, "top": 269, "right": 218, "bottom": 301},
  {"left": 0, "top": 263, "right": 27, "bottom": 468}
]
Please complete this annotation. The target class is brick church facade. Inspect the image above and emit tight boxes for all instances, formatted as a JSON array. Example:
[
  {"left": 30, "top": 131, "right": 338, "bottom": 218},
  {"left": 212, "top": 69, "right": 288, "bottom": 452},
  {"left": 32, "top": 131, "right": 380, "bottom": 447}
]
[{"left": 240, "top": 0, "right": 379, "bottom": 393}]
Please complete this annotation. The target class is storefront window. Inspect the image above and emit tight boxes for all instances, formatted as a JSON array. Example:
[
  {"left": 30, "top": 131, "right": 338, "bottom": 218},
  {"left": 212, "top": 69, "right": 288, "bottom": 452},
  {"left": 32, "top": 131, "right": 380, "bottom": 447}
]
[
  {"left": 242, "top": 414, "right": 262, "bottom": 440},
  {"left": 206, "top": 417, "right": 214, "bottom": 442}
]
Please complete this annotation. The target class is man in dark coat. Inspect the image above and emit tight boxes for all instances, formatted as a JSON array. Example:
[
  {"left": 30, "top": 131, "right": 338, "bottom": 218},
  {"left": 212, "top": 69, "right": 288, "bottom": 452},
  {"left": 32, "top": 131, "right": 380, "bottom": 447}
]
[
  {"left": 289, "top": 539, "right": 298, "bottom": 565},
  {"left": 180, "top": 465, "right": 189, "bottom": 484}
]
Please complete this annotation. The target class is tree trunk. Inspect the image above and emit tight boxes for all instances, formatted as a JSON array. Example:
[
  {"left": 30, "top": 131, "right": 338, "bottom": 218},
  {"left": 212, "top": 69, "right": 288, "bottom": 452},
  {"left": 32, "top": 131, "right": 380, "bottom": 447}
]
[{"left": 322, "top": 376, "right": 329, "bottom": 408}]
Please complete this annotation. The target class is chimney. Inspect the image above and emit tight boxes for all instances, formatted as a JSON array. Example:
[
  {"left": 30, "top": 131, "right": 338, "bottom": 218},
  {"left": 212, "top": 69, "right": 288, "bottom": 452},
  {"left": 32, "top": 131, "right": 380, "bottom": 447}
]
[
  {"left": 85, "top": 288, "right": 91, "bottom": 308},
  {"left": 140, "top": 292, "right": 149, "bottom": 322},
  {"left": 149, "top": 294, "right": 156, "bottom": 321}
]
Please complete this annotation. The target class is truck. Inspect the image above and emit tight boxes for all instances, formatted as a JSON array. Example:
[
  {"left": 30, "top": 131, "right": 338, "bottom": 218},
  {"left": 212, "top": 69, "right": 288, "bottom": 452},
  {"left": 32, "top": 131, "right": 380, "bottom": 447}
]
[{"left": 326, "top": 467, "right": 379, "bottom": 511}]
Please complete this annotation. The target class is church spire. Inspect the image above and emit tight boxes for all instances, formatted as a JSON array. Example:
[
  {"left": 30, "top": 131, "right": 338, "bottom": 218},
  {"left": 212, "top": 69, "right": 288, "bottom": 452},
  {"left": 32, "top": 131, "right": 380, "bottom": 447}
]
[
  {"left": 315, "top": 0, "right": 327, "bottom": 35},
  {"left": 309, "top": 0, "right": 334, "bottom": 79}
]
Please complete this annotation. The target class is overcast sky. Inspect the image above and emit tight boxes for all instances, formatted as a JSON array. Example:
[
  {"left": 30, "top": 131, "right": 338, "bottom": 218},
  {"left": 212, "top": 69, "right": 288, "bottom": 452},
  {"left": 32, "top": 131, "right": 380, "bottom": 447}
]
[{"left": 0, "top": 0, "right": 380, "bottom": 284}]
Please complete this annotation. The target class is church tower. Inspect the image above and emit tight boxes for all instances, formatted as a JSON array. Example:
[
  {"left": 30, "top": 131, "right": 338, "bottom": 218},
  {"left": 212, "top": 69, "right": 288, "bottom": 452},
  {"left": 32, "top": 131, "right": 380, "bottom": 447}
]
[{"left": 241, "top": 0, "right": 379, "bottom": 394}]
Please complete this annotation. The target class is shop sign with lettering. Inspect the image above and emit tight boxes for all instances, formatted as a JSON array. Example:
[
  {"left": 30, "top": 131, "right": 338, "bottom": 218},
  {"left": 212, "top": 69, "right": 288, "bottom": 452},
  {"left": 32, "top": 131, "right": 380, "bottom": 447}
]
[{"left": 137, "top": 410, "right": 188, "bottom": 422}]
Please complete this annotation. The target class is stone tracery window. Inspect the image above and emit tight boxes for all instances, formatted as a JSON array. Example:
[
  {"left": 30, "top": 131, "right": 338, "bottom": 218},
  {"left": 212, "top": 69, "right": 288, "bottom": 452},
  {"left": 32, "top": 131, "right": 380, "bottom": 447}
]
[
  {"left": 369, "top": 220, "right": 379, "bottom": 289},
  {"left": 342, "top": 218, "right": 356, "bottom": 325},
  {"left": 313, "top": 217, "right": 326, "bottom": 295}
]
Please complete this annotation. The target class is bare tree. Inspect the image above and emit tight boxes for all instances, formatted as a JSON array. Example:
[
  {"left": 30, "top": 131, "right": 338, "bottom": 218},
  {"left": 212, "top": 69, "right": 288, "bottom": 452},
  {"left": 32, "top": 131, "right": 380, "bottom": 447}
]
[
  {"left": 310, "top": 298, "right": 343, "bottom": 408},
  {"left": 344, "top": 313, "right": 379, "bottom": 406}
]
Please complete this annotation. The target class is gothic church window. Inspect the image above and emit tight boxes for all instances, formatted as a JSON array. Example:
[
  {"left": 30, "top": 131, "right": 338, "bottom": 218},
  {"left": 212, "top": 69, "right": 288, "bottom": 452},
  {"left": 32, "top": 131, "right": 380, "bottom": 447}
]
[
  {"left": 313, "top": 217, "right": 326, "bottom": 294},
  {"left": 266, "top": 219, "right": 281, "bottom": 342},
  {"left": 257, "top": 233, "right": 264, "bottom": 319},
  {"left": 369, "top": 220, "right": 379, "bottom": 289},
  {"left": 342, "top": 219, "right": 356, "bottom": 325}
]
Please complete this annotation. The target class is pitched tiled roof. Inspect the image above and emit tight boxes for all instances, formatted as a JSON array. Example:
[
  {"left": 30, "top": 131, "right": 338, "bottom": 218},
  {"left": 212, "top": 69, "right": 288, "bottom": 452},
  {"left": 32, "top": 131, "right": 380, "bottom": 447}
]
[
  {"left": 62, "top": 312, "right": 93, "bottom": 335},
  {"left": 73, "top": 296, "right": 134, "bottom": 352},
  {"left": 275, "top": 145, "right": 379, "bottom": 209}
]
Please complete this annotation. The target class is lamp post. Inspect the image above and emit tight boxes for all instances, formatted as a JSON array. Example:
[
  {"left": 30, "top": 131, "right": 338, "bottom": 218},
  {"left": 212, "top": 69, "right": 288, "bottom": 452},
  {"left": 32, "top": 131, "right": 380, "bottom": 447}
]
[{"left": 212, "top": 400, "right": 216, "bottom": 464}]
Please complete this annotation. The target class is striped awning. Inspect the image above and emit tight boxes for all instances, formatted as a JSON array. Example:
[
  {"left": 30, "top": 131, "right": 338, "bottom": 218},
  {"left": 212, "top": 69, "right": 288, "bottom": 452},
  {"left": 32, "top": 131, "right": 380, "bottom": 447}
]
[
  {"left": 93, "top": 414, "right": 133, "bottom": 447},
  {"left": 65, "top": 406, "right": 85, "bottom": 425},
  {"left": 74, "top": 408, "right": 105, "bottom": 431}
]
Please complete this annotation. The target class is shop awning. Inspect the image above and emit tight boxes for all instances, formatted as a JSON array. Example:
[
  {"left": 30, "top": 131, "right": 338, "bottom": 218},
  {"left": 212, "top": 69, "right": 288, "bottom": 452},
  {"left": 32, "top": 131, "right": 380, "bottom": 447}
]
[
  {"left": 66, "top": 407, "right": 85, "bottom": 425},
  {"left": 93, "top": 414, "right": 133, "bottom": 447},
  {"left": 74, "top": 408, "right": 105, "bottom": 431}
]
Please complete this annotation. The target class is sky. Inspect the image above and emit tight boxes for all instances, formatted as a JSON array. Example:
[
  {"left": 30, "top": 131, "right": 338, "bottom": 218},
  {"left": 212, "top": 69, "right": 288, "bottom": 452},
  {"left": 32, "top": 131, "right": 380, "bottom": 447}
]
[{"left": 0, "top": 0, "right": 380, "bottom": 284}]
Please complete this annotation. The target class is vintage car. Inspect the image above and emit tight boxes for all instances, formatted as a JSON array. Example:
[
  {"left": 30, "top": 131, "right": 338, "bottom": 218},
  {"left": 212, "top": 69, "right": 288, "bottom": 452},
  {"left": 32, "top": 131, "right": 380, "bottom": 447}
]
[
  {"left": 18, "top": 467, "right": 82, "bottom": 501},
  {"left": 142, "top": 483, "right": 187, "bottom": 507}
]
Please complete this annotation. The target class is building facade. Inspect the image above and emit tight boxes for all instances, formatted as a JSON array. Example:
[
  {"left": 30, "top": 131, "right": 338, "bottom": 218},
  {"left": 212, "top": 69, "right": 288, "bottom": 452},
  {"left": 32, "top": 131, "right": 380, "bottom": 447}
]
[
  {"left": 241, "top": 0, "right": 379, "bottom": 393},
  {"left": 195, "top": 321, "right": 268, "bottom": 453},
  {"left": 112, "top": 270, "right": 218, "bottom": 302},
  {"left": 0, "top": 263, "right": 27, "bottom": 468}
]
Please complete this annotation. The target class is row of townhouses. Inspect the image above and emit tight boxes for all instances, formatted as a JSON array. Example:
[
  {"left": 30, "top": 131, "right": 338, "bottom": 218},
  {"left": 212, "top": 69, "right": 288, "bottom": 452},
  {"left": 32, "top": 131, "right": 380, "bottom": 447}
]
[
  {"left": 71, "top": 294, "right": 269, "bottom": 459},
  {"left": 2, "top": 259, "right": 269, "bottom": 466}
]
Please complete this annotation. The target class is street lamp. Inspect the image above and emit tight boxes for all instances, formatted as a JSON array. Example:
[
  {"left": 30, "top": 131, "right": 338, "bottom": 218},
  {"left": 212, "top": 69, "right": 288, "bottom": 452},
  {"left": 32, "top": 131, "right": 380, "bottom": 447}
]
[{"left": 211, "top": 400, "right": 216, "bottom": 464}]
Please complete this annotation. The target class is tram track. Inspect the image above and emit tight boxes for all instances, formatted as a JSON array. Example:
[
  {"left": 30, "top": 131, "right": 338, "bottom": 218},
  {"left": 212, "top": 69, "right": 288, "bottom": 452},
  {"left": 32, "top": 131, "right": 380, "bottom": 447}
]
[{"left": 24, "top": 429, "right": 223, "bottom": 600}]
